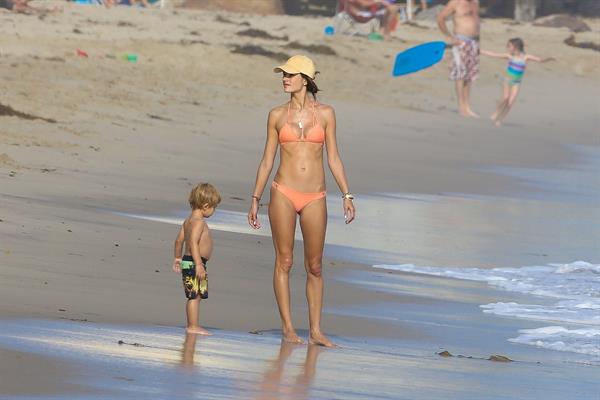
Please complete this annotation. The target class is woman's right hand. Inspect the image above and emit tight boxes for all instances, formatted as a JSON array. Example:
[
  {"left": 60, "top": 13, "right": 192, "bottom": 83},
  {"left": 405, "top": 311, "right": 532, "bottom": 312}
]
[{"left": 248, "top": 199, "right": 261, "bottom": 229}]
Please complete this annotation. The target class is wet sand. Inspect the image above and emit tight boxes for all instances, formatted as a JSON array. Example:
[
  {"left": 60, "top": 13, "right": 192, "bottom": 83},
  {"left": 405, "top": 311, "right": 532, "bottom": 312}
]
[
  {"left": 0, "top": 347, "right": 99, "bottom": 397},
  {"left": 1, "top": 318, "right": 598, "bottom": 400}
]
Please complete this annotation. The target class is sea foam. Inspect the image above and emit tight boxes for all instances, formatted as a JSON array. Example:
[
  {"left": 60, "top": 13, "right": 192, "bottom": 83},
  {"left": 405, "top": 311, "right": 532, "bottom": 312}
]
[
  {"left": 509, "top": 326, "right": 600, "bottom": 356},
  {"left": 373, "top": 261, "right": 600, "bottom": 355}
]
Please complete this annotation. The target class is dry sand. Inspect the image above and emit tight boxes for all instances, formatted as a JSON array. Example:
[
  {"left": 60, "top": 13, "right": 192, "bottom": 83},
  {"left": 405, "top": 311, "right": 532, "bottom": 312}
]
[{"left": 0, "top": 3, "right": 599, "bottom": 398}]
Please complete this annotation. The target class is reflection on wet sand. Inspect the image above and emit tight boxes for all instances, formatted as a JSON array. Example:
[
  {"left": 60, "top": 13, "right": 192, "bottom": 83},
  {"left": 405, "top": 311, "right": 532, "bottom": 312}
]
[
  {"left": 0, "top": 319, "right": 597, "bottom": 399},
  {"left": 180, "top": 333, "right": 198, "bottom": 370},
  {"left": 256, "top": 341, "right": 324, "bottom": 400}
]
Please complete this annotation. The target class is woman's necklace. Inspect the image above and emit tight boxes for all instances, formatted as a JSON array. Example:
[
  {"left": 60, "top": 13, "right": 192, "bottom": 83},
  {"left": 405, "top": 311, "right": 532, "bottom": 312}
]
[{"left": 295, "top": 106, "right": 305, "bottom": 136}]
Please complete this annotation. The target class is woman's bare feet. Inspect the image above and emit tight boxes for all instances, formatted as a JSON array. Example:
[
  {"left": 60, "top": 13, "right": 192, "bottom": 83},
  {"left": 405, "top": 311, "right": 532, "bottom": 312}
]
[
  {"left": 186, "top": 326, "right": 212, "bottom": 335},
  {"left": 282, "top": 328, "right": 305, "bottom": 344},
  {"left": 309, "top": 331, "right": 338, "bottom": 348}
]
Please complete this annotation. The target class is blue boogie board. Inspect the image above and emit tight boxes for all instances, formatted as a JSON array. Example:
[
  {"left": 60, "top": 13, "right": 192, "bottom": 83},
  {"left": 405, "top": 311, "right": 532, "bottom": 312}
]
[{"left": 393, "top": 41, "right": 447, "bottom": 77}]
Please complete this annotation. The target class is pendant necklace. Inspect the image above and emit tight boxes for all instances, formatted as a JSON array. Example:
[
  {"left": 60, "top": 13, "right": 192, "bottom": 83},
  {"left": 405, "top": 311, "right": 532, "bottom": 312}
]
[{"left": 296, "top": 108, "right": 304, "bottom": 137}]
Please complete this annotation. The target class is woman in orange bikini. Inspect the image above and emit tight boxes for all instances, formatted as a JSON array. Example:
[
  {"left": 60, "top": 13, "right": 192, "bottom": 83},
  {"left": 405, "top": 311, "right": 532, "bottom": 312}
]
[{"left": 248, "top": 55, "right": 355, "bottom": 348}]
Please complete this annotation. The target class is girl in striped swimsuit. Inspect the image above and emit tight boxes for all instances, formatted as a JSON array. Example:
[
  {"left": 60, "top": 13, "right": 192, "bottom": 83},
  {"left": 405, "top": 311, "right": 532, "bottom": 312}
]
[{"left": 482, "top": 38, "right": 554, "bottom": 126}]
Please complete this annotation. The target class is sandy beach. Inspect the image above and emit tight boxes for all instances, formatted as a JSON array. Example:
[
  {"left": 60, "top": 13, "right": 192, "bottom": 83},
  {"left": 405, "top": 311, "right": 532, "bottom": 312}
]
[{"left": 0, "top": 2, "right": 599, "bottom": 399}]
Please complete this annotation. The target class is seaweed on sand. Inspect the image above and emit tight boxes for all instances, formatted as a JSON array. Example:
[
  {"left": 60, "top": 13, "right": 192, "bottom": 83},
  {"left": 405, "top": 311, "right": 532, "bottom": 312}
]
[
  {"left": 564, "top": 35, "right": 600, "bottom": 52},
  {"left": 0, "top": 103, "right": 56, "bottom": 123},
  {"left": 286, "top": 41, "right": 337, "bottom": 56},
  {"left": 231, "top": 45, "right": 289, "bottom": 60},
  {"left": 237, "top": 28, "right": 288, "bottom": 41}
]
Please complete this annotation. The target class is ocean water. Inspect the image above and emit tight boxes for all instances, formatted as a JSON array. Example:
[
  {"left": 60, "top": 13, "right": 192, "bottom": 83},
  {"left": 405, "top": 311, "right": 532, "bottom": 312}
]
[{"left": 373, "top": 262, "right": 600, "bottom": 357}]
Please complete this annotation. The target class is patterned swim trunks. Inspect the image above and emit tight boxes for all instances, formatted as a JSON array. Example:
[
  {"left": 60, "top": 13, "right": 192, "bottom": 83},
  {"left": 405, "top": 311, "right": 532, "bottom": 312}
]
[
  {"left": 181, "top": 255, "right": 208, "bottom": 300},
  {"left": 449, "top": 36, "right": 480, "bottom": 82}
]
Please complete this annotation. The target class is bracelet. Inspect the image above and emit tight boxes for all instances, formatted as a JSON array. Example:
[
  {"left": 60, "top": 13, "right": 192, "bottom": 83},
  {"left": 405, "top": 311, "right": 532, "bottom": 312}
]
[
  {"left": 174, "top": 257, "right": 182, "bottom": 261},
  {"left": 342, "top": 193, "right": 354, "bottom": 200},
  {"left": 252, "top": 195, "right": 261, "bottom": 201}
]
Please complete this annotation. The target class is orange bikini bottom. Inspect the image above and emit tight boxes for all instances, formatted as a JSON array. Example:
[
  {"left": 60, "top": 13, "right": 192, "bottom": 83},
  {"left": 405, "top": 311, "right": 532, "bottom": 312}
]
[{"left": 271, "top": 181, "right": 326, "bottom": 213}]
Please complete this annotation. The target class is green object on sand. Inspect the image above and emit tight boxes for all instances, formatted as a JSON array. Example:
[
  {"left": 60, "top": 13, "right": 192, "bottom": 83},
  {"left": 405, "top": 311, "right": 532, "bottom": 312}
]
[
  {"left": 368, "top": 32, "right": 384, "bottom": 41},
  {"left": 123, "top": 54, "right": 138, "bottom": 63}
]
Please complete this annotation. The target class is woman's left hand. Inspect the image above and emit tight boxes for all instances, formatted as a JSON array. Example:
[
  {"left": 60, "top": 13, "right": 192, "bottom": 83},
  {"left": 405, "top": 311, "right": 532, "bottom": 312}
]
[{"left": 343, "top": 199, "right": 355, "bottom": 224}]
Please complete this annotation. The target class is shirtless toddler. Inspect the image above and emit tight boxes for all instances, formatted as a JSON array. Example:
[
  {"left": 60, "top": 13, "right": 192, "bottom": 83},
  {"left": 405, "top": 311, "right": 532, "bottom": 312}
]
[{"left": 172, "top": 183, "right": 221, "bottom": 335}]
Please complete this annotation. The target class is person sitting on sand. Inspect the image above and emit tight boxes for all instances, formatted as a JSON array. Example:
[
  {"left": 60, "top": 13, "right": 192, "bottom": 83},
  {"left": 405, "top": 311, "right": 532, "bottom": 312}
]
[
  {"left": 0, "top": 0, "right": 60, "bottom": 14},
  {"left": 481, "top": 38, "right": 554, "bottom": 126},
  {"left": 248, "top": 55, "right": 355, "bottom": 347},
  {"left": 172, "top": 183, "right": 221, "bottom": 335},
  {"left": 347, "top": 0, "right": 400, "bottom": 40},
  {"left": 438, "top": 0, "right": 480, "bottom": 118}
]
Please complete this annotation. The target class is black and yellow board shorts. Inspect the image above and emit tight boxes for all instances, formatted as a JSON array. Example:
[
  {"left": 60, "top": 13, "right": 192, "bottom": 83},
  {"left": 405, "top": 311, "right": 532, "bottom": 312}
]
[{"left": 181, "top": 255, "right": 208, "bottom": 300}]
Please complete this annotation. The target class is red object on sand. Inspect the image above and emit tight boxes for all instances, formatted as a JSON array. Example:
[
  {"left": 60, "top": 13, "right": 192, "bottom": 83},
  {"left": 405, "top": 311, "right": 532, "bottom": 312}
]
[{"left": 76, "top": 49, "right": 89, "bottom": 58}]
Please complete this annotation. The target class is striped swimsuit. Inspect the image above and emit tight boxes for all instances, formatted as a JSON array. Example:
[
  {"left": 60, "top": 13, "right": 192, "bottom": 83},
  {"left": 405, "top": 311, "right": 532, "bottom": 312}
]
[{"left": 506, "top": 58, "right": 526, "bottom": 86}]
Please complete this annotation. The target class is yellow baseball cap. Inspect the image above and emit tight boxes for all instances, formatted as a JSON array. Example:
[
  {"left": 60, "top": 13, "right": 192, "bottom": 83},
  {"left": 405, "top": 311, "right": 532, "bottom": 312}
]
[{"left": 274, "top": 55, "right": 317, "bottom": 79}]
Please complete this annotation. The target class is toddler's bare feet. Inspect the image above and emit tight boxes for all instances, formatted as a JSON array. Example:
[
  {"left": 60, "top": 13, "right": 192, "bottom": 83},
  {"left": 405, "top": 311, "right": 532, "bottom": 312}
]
[
  {"left": 186, "top": 326, "right": 212, "bottom": 336},
  {"left": 309, "top": 331, "right": 338, "bottom": 348},
  {"left": 466, "top": 108, "right": 480, "bottom": 118},
  {"left": 459, "top": 108, "right": 471, "bottom": 118}
]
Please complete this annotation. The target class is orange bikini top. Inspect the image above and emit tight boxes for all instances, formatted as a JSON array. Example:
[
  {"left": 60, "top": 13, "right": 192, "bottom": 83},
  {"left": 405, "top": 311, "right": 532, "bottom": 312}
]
[{"left": 278, "top": 102, "right": 325, "bottom": 145}]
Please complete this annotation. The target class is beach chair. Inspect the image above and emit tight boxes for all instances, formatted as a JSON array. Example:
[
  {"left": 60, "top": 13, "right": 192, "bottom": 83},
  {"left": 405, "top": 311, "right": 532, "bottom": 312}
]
[{"left": 334, "top": 0, "right": 381, "bottom": 36}]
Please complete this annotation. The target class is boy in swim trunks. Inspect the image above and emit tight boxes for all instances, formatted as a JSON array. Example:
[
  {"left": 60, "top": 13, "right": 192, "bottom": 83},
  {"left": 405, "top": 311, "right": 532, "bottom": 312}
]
[{"left": 172, "top": 183, "right": 221, "bottom": 335}]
